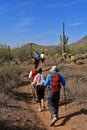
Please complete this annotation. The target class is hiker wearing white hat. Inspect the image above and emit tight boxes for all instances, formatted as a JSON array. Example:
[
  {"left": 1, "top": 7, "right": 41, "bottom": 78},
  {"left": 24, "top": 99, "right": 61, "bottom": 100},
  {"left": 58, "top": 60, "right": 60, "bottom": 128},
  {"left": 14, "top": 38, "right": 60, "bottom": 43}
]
[{"left": 43, "top": 65, "right": 66, "bottom": 126}]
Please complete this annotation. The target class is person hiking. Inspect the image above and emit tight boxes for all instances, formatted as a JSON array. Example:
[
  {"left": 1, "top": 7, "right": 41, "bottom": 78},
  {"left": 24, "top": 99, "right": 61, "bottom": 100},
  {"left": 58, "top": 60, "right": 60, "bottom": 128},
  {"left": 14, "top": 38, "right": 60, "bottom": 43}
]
[
  {"left": 40, "top": 51, "right": 45, "bottom": 67},
  {"left": 43, "top": 65, "right": 66, "bottom": 126},
  {"left": 28, "top": 67, "right": 38, "bottom": 102},
  {"left": 34, "top": 51, "right": 40, "bottom": 69},
  {"left": 32, "top": 68, "right": 45, "bottom": 112}
]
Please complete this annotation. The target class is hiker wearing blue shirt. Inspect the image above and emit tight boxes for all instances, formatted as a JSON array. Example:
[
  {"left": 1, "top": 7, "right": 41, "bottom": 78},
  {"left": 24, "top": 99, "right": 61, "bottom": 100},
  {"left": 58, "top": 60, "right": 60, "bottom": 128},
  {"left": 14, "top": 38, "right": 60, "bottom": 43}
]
[
  {"left": 34, "top": 51, "right": 40, "bottom": 69},
  {"left": 43, "top": 65, "right": 66, "bottom": 126}
]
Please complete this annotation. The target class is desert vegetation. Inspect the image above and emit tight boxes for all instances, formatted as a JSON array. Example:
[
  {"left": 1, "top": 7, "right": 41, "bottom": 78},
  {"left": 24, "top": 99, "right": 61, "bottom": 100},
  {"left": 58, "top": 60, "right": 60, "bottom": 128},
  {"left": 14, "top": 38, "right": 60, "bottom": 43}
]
[
  {"left": 0, "top": 35, "right": 87, "bottom": 130},
  {"left": 0, "top": 35, "right": 87, "bottom": 97}
]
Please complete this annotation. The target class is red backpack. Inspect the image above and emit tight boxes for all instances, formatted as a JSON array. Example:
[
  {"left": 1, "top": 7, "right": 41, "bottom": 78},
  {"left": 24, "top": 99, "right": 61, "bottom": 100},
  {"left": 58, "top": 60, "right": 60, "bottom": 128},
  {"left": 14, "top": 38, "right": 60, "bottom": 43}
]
[
  {"left": 50, "top": 73, "right": 61, "bottom": 93},
  {"left": 30, "top": 69, "right": 37, "bottom": 82}
]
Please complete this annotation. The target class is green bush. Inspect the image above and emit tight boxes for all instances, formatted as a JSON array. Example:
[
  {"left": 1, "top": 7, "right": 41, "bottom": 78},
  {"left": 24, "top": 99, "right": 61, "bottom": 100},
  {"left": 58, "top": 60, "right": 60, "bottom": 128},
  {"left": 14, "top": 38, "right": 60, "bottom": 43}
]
[
  {"left": 0, "top": 46, "right": 10, "bottom": 60},
  {"left": 0, "top": 62, "right": 23, "bottom": 93}
]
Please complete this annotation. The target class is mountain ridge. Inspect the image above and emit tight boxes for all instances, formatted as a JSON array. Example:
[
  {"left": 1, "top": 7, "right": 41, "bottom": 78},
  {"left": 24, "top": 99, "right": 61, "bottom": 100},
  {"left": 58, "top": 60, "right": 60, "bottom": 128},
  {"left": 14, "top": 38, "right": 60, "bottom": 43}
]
[{"left": 25, "top": 35, "right": 87, "bottom": 48}]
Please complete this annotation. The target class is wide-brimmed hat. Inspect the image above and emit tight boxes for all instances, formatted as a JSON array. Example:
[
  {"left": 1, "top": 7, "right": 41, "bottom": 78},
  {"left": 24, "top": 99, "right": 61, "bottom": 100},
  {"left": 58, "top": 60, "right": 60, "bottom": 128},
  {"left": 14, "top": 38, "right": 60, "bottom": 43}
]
[{"left": 50, "top": 65, "right": 59, "bottom": 72}]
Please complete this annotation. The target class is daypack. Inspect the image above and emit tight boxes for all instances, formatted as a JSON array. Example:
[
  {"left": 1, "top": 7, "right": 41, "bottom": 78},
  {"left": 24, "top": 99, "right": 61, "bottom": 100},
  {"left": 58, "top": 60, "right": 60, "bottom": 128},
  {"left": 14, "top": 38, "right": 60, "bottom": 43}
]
[
  {"left": 50, "top": 73, "right": 61, "bottom": 93},
  {"left": 35, "top": 53, "right": 40, "bottom": 60},
  {"left": 30, "top": 69, "right": 37, "bottom": 82}
]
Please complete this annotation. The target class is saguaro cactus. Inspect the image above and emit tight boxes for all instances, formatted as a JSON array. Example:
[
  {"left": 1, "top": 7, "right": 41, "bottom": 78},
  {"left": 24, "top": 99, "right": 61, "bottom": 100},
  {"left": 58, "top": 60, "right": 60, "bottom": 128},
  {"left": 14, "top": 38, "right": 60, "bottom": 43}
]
[
  {"left": 60, "top": 22, "right": 68, "bottom": 55},
  {"left": 30, "top": 43, "right": 33, "bottom": 58},
  {"left": 8, "top": 45, "right": 11, "bottom": 59}
]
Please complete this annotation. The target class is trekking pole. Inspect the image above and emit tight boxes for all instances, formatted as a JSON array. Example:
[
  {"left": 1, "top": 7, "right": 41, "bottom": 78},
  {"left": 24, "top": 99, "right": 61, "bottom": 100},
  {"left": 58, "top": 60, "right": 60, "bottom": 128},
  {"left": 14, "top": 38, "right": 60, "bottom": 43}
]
[{"left": 63, "top": 87, "right": 67, "bottom": 116}]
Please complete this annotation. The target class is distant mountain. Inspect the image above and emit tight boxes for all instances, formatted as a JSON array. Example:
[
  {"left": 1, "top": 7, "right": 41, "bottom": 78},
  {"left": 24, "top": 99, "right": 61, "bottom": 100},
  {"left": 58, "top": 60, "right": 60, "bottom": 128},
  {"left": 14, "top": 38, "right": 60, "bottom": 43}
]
[
  {"left": 70, "top": 35, "right": 87, "bottom": 48},
  {"left": 24, "top": 35, "right": 87, "bottom": 49},
  {"left": 17, "top": 35, "right": 87, "bottom": 55},
  {"left": 21, "top": 42, "right": 57, "bottom": 53}
]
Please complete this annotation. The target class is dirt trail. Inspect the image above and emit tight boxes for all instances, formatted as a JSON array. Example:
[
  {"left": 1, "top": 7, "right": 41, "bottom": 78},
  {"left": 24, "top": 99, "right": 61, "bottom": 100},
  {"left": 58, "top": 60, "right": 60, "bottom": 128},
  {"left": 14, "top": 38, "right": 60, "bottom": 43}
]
[
  {"left": 15, "top": 64, "right": 87, "bottom": 130},
  {"left": 16, "top": 84, "right": 87, "bottom": 130}
]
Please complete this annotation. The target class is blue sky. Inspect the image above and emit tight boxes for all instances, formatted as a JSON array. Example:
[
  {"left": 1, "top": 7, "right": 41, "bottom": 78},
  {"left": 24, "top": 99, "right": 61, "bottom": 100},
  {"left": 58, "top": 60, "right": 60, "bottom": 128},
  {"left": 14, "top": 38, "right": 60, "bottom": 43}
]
[{"left": 0, "top": 0, "right": 87, "bottom": 48}]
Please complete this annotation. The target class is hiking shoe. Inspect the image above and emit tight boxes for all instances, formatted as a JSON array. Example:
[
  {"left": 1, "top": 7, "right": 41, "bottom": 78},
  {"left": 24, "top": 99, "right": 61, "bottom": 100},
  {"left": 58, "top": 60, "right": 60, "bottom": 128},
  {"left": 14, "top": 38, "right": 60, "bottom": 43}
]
[
  {"left": 50, "top": 117, "right": 57, "bottom": 126},
  {"left": 35, "top": 98, "right": 38, "bottom": 102},
  {"left": 38, "top": 108, "right": 42, "bottom": 112}
]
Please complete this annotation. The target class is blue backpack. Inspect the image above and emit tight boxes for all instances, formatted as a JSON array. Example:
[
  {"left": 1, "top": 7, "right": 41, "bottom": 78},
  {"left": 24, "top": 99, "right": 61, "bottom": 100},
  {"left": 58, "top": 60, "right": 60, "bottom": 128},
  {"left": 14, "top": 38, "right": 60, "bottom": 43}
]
[{"left": 35, "top": 53, "right": 40, "bottom": 60}]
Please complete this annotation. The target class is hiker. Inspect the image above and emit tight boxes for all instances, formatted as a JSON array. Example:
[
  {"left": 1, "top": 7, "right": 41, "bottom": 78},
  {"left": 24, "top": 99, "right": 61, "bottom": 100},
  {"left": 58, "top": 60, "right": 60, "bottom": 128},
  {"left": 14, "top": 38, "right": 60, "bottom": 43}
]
[
  {"left": 43, "top": 65, "right": 66, "bottom": 126},
  {"left": 34, "top": 51, "right": 40, "bottom": 69},
  {"left": 40, "top": 51, "right": 46, "bottom": 67},
  {"left": 32, "top": 68, "right": 45, "bottom": 112},
  {"left": 28, "top": 68, "right": 38, "bottom": 102}
]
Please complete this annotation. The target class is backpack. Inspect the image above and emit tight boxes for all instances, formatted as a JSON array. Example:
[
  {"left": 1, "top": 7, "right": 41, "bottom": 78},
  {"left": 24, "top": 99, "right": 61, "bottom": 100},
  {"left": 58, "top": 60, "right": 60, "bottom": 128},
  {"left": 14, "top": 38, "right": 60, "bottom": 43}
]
[
  {"left": 35, "top": 53, "right": 40, "bottom": 60},
  {"left": 30, "top": 69, "right": 37, "bottom": 82},
  {"left": 50, "top": 73, "right": 61, "bottom": 93}
]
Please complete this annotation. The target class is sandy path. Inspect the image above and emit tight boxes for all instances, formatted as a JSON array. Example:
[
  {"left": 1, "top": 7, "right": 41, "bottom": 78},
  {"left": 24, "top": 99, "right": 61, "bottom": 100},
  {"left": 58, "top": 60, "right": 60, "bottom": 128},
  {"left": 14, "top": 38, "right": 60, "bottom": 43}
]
[{"left": 17, "top": 84, "right": 87, "bottom": 130}]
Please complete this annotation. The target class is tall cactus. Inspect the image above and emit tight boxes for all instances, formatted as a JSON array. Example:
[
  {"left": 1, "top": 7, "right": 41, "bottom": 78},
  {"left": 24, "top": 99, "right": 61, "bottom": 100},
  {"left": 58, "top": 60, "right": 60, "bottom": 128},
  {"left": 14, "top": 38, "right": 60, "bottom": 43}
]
[
  {"left": 8, "top": 45, "right": 11, "bottom": 60},
  {"left": 60, "top": 22, "right": 68, "bottom": 55},
  {"left": 30, "top": 43, "right": 33, "bottom": 58}
]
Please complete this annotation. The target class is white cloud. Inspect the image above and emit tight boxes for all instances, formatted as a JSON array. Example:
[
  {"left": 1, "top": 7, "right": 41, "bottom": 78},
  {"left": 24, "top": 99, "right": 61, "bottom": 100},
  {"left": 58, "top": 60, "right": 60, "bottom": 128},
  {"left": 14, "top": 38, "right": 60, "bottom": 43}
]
[
  {"left": 19, "top": 17, "right": 33, "bottom": 27},
  {"left": 71, "top": 22, "right": 82, "bottom": 26},
  {"left": 44, "top": 0, "right": 84, "bottom": 8}
]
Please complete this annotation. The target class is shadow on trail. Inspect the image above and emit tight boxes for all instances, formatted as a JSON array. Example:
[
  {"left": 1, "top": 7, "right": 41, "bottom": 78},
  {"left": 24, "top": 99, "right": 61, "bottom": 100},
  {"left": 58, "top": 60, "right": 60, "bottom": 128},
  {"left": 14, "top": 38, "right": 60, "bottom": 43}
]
[
  {"left": 12, "top": 91, "right": 33, "bottom": 103},
  {"left": 55, "top": 108, "right": 87, "bottom": 127},
  {"left": 0, "top": 120, "right": 31, "bottom": 130}
]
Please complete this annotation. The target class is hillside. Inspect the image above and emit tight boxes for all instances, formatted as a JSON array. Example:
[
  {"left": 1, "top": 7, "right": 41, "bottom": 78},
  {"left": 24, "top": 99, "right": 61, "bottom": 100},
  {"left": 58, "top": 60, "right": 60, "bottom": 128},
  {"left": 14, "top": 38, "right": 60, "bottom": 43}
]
[
  {"left": 71, "top": 35, "right": 87, "bottom": 47},
  {"left": 0, "top": 35, "right": 87, "bottom": 130},
  {"left": 19, "top": 35, "right": 87, "bottom": 55},
  {"left": 0, "top": 58, "right": 87, "bottom": 130}
]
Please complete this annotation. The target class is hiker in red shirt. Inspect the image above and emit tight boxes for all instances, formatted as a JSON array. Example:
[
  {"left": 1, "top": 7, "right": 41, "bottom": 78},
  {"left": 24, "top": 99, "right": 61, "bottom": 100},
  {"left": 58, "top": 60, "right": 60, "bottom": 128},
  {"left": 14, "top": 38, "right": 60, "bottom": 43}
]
[{"left": 28, "top": 68, "right": 38, "bottom": 101}]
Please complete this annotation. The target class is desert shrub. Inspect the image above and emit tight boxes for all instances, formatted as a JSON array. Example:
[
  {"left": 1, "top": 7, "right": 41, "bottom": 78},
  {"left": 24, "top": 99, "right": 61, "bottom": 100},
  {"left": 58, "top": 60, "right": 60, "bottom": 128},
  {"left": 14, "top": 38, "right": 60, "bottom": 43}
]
[
  {"left": 55, "top": 53, "right": 60, "bottom": 58},
  {"left": 0, "top": 62, "right": 23, "bottom": 93},
  {"left": 71, "top": 55, "right": 76, "bottom": 64},
  {"left": 76, "top": 60, "right": 84, "bottom": 65},
  {"left": 0, "top": 45, "right": 11, "bottom": 61},
  {"left": 58, "top": 57, "right": 64, "bottom": 62},
  {"left": 12, "top": 48, "right": 30, "bottom": 62},
  {"left": 77, "top": 55, "right": 85, "bottom": 60},
  {"left": 62, "top": 52, "right": 67, "bottom": 58},
  {"left": 83, "top": 53, "right": 87, "bottom": 58},
  {"left": 66, "top": 74, "right": 87, "bottom": 100},
  {"left": 55, "top": 45, "right": 62, "bottom": 55},
  {"left": 67, "top": 53, "right": 72, "bottom": 58},
  {"left": 60, "top": 65, "right": 87, "bottom": 100}
]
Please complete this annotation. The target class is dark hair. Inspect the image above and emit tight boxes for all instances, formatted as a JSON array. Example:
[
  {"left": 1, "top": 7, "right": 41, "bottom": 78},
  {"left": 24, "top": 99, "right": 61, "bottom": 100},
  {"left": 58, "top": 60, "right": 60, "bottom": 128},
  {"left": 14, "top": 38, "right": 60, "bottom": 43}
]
[{"left": 38, "top": 68, "right": 42, "bottom": 73}]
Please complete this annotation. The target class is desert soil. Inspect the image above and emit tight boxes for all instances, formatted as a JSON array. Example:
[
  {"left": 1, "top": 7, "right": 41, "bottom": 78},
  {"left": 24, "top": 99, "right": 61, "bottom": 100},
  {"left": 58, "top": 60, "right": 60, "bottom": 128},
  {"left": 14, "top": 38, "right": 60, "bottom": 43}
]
[
  {"left": 15, "top": 83, "right": 87, "bottom": 130},
  {"left": 0, "top": 60, "right": 87, "bottom": 130}
]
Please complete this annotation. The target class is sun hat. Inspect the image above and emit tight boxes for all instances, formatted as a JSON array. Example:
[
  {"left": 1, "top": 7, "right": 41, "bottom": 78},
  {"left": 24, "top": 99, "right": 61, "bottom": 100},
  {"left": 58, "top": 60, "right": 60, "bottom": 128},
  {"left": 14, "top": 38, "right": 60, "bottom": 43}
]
[{"left": 50, "top": 65, "right": 59, "bottom": 72}]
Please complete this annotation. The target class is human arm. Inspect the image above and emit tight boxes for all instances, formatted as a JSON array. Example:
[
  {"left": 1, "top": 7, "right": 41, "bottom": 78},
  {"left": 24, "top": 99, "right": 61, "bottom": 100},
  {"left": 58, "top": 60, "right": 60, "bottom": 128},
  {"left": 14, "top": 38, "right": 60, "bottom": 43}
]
[
  {"left": 43, "top": 73, "right": 51, "bottom": 87},
  {"left": 58, "top": 73, "right": 66, "bottom": 87},
  {"left": 32, "top": 75, "right": 37, "bottom": 86},
  {"left": 28, "top": 71, "right": 32, "bottom": 79}
]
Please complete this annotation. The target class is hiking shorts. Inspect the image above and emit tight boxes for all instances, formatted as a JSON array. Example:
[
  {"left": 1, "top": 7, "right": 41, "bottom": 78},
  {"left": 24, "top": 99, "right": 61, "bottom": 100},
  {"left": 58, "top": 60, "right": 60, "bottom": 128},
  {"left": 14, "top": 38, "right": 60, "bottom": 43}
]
[
  {"left": 36, "top": 85, "right": 45, "bottom": 102},
  {"left": 40, "top": 58, "right": 45, "bottom": 63}
]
